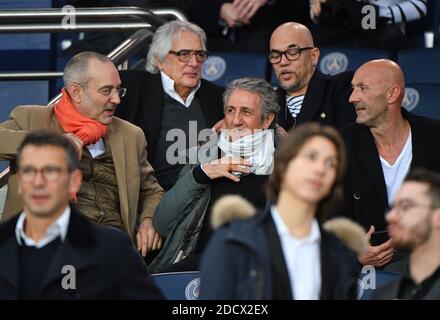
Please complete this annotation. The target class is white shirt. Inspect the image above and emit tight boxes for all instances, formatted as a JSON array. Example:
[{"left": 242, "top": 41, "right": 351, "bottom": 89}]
[
  {"left": 271, "top": 206, "right": 322, "bottom": 300},
  {"left": 86, "top": 138, "right": 105, "bottom": 158},
  {"left": 15, "top": 206, "right": 70, "bottom": 249},
  {"left": 160, "top": 71, "right": 201, "bottom": 108},
  {"left": 380, "top": 130, "right": 412, "bottom": 206}
]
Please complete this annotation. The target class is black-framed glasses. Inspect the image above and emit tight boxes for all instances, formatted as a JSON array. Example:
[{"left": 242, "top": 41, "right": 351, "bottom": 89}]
[
  {"left": 19, "top": 165, "right": 69, "bottom": 183},
  {"left": 169, "top": 49, "right": 209, "bottom": 63},
  {"left": 268, "top": 47, "right": 314, "bottom": 64},
  {"left": 84, "top": 85, "right": 127, "bottom": 98}
]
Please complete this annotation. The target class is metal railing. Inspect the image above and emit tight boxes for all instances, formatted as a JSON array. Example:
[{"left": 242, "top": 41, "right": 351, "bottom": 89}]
[
  {"left": 0, "top": 7, "right": 185, "bottom": 81},
  {"left": 0, "top": 7, "right": 186, "bottom": 191},
  {"left": 0, "top": 7, "right": 185, "bottom": 31}
]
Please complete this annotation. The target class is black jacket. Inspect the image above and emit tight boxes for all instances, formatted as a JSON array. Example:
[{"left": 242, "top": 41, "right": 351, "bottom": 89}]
[
  {"left": 336, "top": 110, "right": 440, "bottom": 232},
  {"left": 115, "top": 70, "right": 224, "bottom": 163},
  {"left": 200, "top": 208, "right": 360, "bottom": 299},
  {"left": 373, "top": 259, "right": 440, "bottom": 300},
  {"left": 277, "top": 70, "right": 356, "bottom": 131},
  {"left": 0, "top": 206, "right": 164, "bottom": 300}
]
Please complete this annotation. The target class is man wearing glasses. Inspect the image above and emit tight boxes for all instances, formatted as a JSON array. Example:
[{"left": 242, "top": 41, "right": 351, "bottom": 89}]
[
  {"left": 0, "top": 51, "right": 164, "bottom": 258},
  {"left": 269, "top": 22, "right": 355, "bottom": 130},
  {"left": 116, "top": 20, "right": 224, "bottom": 192},
  {"left": 0, "top": 132, "right": 164, "bottom": 299},
  {"left": 373, "top": 168, "right": 440, "bottom": 299}
]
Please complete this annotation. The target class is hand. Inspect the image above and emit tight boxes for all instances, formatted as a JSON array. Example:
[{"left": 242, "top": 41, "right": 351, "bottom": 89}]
[
  {"left": 232, "top": 0, "right": 267, "bottom": 21},
  {"left": 220, "top": 3, "right": 249, "bottom": 28},
  {"left": 202, "top": 156, "right": 253, "bottom": 182},
  {"left": 136, "top": 218, "right": 163, "bottom": 257},
  {"left": 310, "top": 0, "right": 331, "bottom": 22},
  {"left": 358, "top": 226, "right": 394, "bottom": 266},
  {"left": 64, "top": 132, "right": 84, "bottom": 159},
  {"left": 212, "top": 119, "right": 226, "bottom": 132}
]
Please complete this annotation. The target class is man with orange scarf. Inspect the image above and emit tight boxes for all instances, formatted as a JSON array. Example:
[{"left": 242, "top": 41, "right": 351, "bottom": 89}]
[{"left": 0, "top": 51, "right": 164, "bottom": 257}]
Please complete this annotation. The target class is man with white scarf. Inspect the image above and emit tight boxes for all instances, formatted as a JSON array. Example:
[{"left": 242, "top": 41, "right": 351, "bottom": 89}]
[{"left": 148, "top": 77, "right": 280, "bottom": 273}]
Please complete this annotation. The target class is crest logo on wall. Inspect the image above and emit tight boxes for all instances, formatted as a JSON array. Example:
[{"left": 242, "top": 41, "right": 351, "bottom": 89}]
[
  {"left": 319, "top": 52, "right": 348, "bottom": 75},
  {"left": 185, "top": 277, "right": 200, "bottom": 300},
  {"left": 402, "top": 87, "right": 420, "bottom": 111},
  {"left": 202, "top": 56, "right": 226, "bottom": 81}
]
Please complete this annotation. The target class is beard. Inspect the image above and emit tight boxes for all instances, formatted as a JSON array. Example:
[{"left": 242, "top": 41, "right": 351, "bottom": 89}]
[
  {"left": 278, "top": 69, "right": 313, "bottom": 95},
  {"left": 393, "top": 217, "right": 432, "bottom": 251}
]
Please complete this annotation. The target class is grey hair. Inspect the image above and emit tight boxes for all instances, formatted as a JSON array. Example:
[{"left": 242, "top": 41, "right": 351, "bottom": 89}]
[
  {"left": 146, "top": 20, "right": 207, "bottom": 74},
  {"left": 63, "top": 51, "right": 111, "bottom": 87},
  {"left": 223, "top": 77, "right": 280, "bottom": 123}
]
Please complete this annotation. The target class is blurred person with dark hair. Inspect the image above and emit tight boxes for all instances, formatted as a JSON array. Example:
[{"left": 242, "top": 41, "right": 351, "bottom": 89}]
[
  {"left": 269, "top": 22, "right": 356, "bottom": 131},
  {"left": 0, "top": 132, "right": 164, "bottom": 299},
  {"left": 374, "top": 168, "right": 440, "bottom": 299},
  {"left": 199, "top": 123, "right": 365, "bottom": 300}
]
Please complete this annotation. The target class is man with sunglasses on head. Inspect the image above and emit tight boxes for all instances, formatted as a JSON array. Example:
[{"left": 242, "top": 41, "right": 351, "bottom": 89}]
[
  {"left": 0, "top": 51, "right": 164, "bottom": 259},
  {"left": 116, "top": 20, "right": 224, "bottom": 192},
  {"left": 269, "top": 22, "right": 355, "bottom": 130}
]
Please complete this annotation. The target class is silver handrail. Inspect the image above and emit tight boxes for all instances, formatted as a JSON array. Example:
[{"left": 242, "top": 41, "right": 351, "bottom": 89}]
[
  {"left": 0, "top": 7, "right": 185, "bottom": 81},
  {"left": 0, "top": 26, "right": 153, "bottom": 82},
  {"left": 0, "top": 7, "right": 186, "bottom": 23},
  {"left": 47, "top": 27, "right": 153, "bottom": 105},
  {"left": 0, "top": 22, "right": 154, "bottom": 33}
]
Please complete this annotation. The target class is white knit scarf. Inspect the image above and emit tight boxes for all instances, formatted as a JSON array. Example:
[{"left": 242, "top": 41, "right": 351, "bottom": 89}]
[{"left": 217, "top": 129, "right": 275, "bottom": 175}]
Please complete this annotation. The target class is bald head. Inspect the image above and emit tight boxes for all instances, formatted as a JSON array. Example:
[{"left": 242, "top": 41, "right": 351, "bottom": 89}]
[
  {"left": 359, "top": 60, "right": 404, "bottom": 90},
  {"left": 270, "top": 22, "right": 315, "bottom": 48},
  {"left": 350, "top": 59, "right": 407, "bottom": 127},
  {"left": 270, "top": 22, "right": 319, "bottom": 95},
  {"left": 357, "top": 59, "right": 405, "bottom": 103}
]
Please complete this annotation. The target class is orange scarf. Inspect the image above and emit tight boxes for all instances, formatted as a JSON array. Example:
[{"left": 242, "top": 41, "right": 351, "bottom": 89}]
[{"left": 54, "top": 88, "right": 108, "bottom": 145}]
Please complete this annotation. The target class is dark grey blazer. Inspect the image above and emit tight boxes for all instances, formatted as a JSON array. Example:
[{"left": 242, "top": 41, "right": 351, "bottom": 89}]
[{"left": 336, "top": 109, "right": 440, "bottom": 232}]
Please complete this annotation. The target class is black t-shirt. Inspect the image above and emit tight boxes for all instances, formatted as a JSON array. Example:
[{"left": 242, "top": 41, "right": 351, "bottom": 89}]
[{"left": 398, "top": 265, "right": 440, "bottom": 299}]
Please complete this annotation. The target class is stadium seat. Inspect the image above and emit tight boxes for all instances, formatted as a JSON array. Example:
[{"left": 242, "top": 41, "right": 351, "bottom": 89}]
[
  {"left": 397, "top": 48, "right": 440, "bottom": 84},
  {"left": 317, "top": 47, "right": 392, "bottom": 75},
  {"left": 202, "top": 51, "right": 269, "bottom": 86},
  {"left": 402, "top": 84, "right": 440, "bottom": 120},
  {"left": 151, "top": 271, "right": 200, "bottom": 300},
  {"left": 358, "top": 269, "right": 401, "bottom": 300}
]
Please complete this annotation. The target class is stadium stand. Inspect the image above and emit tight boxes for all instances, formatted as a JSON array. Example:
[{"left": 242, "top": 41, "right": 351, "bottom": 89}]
[
  {"left": 201, "top": 51, "right": 269, "bottom": 87},
  {"left": 317, "top": 47, "right": 392, "bottom": 76}
]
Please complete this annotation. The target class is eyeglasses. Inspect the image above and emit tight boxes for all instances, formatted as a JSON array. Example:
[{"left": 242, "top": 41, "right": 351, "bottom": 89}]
[
  {"left": 84, "top": 85, "right": 127, "bottom": 98},
  {"left": 168, "top": 49, "right": 209, "bottom": 63},
  {"left": 268, "top": 47, "right": 314, "bottom": 64},
  {"left": 19, "top": 165, "right": 70, "bottom": 183},
  {"left": 386, "top": 199, "right": 437, "bottom": 217}
]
